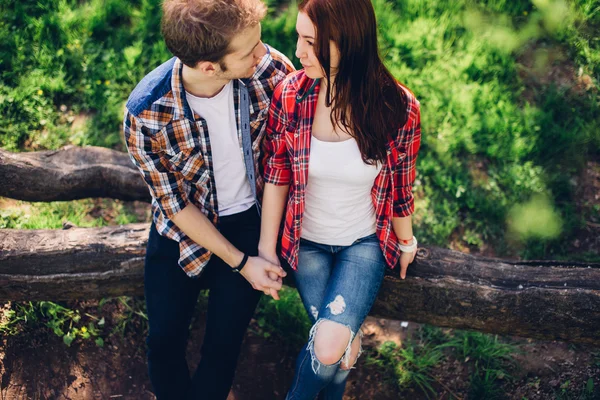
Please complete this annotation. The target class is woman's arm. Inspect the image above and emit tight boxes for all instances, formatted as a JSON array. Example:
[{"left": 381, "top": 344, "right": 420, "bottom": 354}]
[
  {"left": 392, "top": 95, "right": 422, "bottom": 279},
  {"left": 259, "top": 183, "right": 289, "bottom": 261},
  {"left": 259, "top": 79, "right": 294, "bottom": 297}
]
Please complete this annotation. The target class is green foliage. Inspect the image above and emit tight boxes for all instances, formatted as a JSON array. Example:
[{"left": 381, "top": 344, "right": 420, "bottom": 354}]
[
  {"left": 0, "top": 297, "right": 150, "bottom": 347},
  {"left": 508, "top": 193, "right": 563, "bottom": 240},
  {"left": 0, "top": 301, "right": 104, "bottom": 347},
  {"left": 253, "top": 287, "right": 311, "bottom": 347},
  {"left": 0, "top": 0, "right": 170, "bottom": 150},
  {"left": 553, "top": 378, "right": 599, "bottom": 400},
  {"left": 441, "top": 330, "right": 518, "bottom": 399},
  {"left": 1, "top": 0, "right": 598, "bottom": 261},
  {"left": 365, "top": 336, "right": 445, "bottom": 398},
  {"left": 0, "top": 199, "right": 140, "bottom": 229},
  {"left": 372, "top": 0, "right": 599, "bottom": 259},
  {"left": 100, "top": 296, "right": 148, "bottom": 338},
  {"left": 365, "top": 325, "right": 519, "bottom": 399}
]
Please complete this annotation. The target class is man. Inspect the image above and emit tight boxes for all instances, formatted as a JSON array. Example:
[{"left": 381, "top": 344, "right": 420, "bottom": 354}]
[{"left": 123, "top": 0, "right": 294, "bottom": 398}]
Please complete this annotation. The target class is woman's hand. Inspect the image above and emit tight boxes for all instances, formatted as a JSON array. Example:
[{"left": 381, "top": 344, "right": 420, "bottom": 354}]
[
  {"left": 258, "top": 245, "right": 284, "bottom": 300},
  {"left": 399, "top": 248, "right": 417, "bottom": 280},
  {"left": 391, "top": 216, "right": 416, "bottom": 280}
]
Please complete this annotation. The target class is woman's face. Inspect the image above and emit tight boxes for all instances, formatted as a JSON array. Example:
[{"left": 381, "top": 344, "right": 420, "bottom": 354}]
[{"left": 295, "top": 11, "right": 340, "bottom": 79}]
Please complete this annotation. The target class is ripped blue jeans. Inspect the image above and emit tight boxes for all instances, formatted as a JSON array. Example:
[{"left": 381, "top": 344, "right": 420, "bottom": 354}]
[{"left": 286, "top": 233, "right": 387, "bottom": 400}]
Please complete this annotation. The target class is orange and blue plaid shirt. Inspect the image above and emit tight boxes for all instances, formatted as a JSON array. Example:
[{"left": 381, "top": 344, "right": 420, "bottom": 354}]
[
  {"left": 263, "top": 70, "right": 421, "bottom": 270},
  {"left": 124, "top": 45, "right": 294, "bottom": 277}
]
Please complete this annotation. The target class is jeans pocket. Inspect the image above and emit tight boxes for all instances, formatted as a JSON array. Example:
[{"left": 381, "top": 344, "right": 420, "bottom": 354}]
[{"left": 352, "top": 232, "right": 378, "bottom": 245}]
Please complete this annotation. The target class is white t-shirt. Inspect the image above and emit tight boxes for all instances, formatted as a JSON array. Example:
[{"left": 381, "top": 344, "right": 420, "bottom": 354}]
[
  {"left": 301, "top": 136, "right": 382, "bottom": 245},
  {"left": 186, "top": 81, "right": 254, "bottom": 216}
]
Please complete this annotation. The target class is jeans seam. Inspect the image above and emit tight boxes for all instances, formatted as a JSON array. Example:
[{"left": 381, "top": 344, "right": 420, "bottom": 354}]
[{"left": 288, "top": 346, "right": 311, "bottom": 399}]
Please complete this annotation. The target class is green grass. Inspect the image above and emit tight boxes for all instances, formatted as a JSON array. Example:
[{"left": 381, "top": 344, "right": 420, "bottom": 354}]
[
  {"left": 253, "top": 287, "right": 312, "bottom": 348},
  {"left": 553, "top": 378, "right": 598, "bottom": 400},
  {"left": 0, "top": 199, "right": 141, "bottom": 229},
  {"left": 365, "top": 326, "right": 447, "bottom": 398},
  {"left": 366, "top": 340, "right": 444, "bottom": 398},
  {"left": 372, "top": 0, "right": 600, "bottom": 259},
  {"left": 442, "top": 330, "right": 518, "bottom": 399},
  {"left": 0, "top": 301, "right": 105, "bottom": 347},
  {"left": 365, "top": 325, "right": 519, "bottom": 399},
  {"left": 99, "top": 296, "right": 148, "bottom": 339}
]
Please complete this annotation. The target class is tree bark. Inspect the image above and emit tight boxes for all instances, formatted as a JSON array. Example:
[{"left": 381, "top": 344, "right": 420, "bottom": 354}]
[
  {"left": 0, "top": 146, "right": 150, "bottom": 203},
  {"left": 1, "top": 224, "right": 599, "bottom": 346}
]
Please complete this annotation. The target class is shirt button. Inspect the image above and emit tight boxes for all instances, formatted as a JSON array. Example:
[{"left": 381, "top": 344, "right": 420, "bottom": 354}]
[
  {"left": 295, "top": 181, "right": 299, "bottom": 184},
  {"left": 294, "top": 157, "right": 298, "bottom": 161},
  {"left": 294, "top": 133, "right": 299, "bottom": 138}
]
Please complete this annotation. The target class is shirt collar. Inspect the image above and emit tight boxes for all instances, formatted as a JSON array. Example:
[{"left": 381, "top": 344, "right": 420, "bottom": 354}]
[
  {"left": 172, "top": 47, "right": 274, "bottom": 120},
  {"left": 171, "top": 58, "right": 195, "bottom": 121},
  {"left": 295, "top": 74, "right": 320, "bottom": 103}
]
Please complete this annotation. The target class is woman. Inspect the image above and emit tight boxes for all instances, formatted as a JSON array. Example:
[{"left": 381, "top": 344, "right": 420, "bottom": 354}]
[{"left": 258, "top": 0, "right": 421, "bottom": 397}]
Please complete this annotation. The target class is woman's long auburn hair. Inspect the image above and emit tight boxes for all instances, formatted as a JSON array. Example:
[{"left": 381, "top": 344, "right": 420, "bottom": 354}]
[{"left": 299, "top": 0, "right": 408, "bottom": 164}]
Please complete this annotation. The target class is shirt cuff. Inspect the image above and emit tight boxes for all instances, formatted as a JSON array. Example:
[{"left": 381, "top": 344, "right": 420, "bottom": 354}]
[{"left": 264, "top": 166, "right": 292, "bottom": 186}]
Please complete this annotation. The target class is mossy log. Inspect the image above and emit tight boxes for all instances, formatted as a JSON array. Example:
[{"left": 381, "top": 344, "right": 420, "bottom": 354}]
[
  {"left": 1, "top": 225, "right": 599, "bottom": 346},
  {"left": 0, "top": 146, "right": 150, "bottom": 203}
]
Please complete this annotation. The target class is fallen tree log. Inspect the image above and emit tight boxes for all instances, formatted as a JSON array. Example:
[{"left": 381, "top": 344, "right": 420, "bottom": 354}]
[
  {"left": 0, "top": 146, "right": 150, "bottom": 202},
  {"left": 1, "top": 224, "right": 599, "bottom": 346}
]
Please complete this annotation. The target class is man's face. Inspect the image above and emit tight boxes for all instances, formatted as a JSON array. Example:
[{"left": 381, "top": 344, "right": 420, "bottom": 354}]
[{"left": 217, "top": 23, "right": 267, "bottom": 80}]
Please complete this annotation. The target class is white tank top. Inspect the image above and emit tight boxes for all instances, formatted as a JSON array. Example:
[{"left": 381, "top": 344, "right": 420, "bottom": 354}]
[
  {"left": 301, "top": 135, "right": 382, "bottom": 245},
  {"left": 186, "top": 82, "right": 254, "bottom": 216}
]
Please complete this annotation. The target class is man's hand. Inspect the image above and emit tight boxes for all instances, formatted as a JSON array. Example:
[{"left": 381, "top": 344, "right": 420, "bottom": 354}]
[{"left": 240, "top": 256, "right": 286, "bottom": 299}]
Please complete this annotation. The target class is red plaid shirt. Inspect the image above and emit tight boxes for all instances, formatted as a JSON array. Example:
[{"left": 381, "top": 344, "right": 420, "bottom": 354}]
[
  {"left": 263, "top": 70, "right": 421, "bottom": 270},
  {"left": 124, "top": 46, "right": 294, "bottom": 277}
]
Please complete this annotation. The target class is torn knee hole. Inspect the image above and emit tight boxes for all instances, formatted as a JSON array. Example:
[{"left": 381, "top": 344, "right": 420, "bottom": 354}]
[
  {"left": 341, "top": 330, "right": 363, "bottom": 370},
  {"left": 308, "top": 319, "right": 355, "bottom": 372}
]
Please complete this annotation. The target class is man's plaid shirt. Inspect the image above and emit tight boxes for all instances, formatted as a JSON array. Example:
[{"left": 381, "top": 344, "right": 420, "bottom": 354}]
[
  {"left": 124, "top": 45, "right": 294, "bottom": 277},
  {"left": 263, "top": 70, "right": 422, "bottom": 271}
]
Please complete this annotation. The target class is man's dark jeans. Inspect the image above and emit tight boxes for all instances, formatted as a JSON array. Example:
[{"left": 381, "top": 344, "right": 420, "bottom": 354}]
[{"left": 144, "top": 206, "right": 262, "bottom": 400}]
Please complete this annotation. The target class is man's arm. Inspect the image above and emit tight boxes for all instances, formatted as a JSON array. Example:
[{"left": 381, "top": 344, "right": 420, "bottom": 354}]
[
  {"left": 123, "top": 111, "right": 285, "bottom": 293},
  {"left": 171, "top": 204, "right": 286, "bottom": 293}
]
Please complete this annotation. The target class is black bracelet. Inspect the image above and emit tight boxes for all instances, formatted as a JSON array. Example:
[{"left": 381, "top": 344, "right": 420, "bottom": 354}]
[{"left": 232, "top": 253, "right": 249, "bottom": 273}]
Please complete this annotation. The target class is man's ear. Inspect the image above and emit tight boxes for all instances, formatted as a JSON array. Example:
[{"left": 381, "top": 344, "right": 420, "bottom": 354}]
[{"left": 196, "top": 61, "right": 217, "bottom": 75}]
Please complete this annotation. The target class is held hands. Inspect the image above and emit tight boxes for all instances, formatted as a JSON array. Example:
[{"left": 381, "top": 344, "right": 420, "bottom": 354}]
[
  {"left": 257, "top": 245, "right": 284, "bottom": 301},
  {"left": 240, "top": 253, "right": 286, "bottom": 300}
]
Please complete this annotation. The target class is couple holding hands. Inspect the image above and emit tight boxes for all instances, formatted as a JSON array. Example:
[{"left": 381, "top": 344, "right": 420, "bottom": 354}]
[{"left": 124, "top": 0, "right": 421, "bottom": 398}]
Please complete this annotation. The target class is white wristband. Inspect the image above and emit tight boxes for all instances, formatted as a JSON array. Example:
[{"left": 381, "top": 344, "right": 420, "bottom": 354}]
[{"left": 399, "top": 236, "right": 418, "bottom": 253}]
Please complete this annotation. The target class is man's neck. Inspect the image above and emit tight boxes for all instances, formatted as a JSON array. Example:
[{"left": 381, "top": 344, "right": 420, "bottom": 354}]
[{"left": 182, "top": 64, "right": 232, "bottom": 98}]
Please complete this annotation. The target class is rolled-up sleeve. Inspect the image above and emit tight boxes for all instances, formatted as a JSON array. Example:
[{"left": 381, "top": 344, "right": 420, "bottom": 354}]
[
  {"left": 124, "top": 110, "right": 190, "bottom": 219},
  {"left": 262, "top": 81, "right": 292, "bottom": 186},
  {"left": 393, "top": 102, "right": 421, "bottom": 217}
]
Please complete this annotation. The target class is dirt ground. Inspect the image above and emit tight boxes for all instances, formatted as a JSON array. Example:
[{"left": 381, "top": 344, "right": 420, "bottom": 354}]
[{"left": 1, "top": 298, "right": 599, "bottom": 400}]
